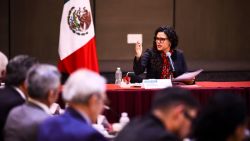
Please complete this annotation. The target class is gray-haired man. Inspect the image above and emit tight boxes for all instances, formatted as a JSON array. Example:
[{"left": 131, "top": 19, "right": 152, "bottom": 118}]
[
  {"left": 37, "top": 69, "right": 107, "bottom": 141},
  {"left": 0, "top": 55, "right": 38, "bottom": 140},
  {"left": 0, "top": 51, "right": 8, "bottom": 85},
  {"left": 4, "top": 64, "right": 61, "bottom": 141}
]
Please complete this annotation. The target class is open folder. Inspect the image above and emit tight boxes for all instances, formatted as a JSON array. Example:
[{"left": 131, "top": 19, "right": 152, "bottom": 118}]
[{"left": 173, "top": 69, "right": 203, "bottom": 82}]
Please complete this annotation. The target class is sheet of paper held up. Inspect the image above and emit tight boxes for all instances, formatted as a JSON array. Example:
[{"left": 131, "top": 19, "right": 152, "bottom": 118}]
[
  {"left": 174, "top": 69, "right": 203, "bottom": 82},
  {"left": 127, "top": 34, "right": 143, "bottom": 44}
]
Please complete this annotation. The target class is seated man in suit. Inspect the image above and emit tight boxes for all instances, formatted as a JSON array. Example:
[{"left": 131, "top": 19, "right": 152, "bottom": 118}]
[
  {"left": 0, "top": 55, "right": 38, "bottom": 140},
  {"left": 115, "top": 87, "right": 199, "bottom": 141},
  {"left": 0, "top": 51, "right": 8, "bottom": 86},
  {"left": 4, "top": 64, "right": 61, "bottom": 141},
  {"left": 192, "top": 93, "right": 248, "bottom": 141},
  {"left": 37, "top": 69, "right": 108, "bottom": 141}
]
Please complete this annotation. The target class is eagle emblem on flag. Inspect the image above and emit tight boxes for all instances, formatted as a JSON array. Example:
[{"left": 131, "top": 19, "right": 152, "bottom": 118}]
[{"left": 67, "top": 7, "right": 91, "bottom": 36}]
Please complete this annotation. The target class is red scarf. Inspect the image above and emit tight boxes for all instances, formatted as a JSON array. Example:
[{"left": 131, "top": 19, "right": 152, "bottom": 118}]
[{"left": 160, "top": 50, "right": 173, "bottom": 79}]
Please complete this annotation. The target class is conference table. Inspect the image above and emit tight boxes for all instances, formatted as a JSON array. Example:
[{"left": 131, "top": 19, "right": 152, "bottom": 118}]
[{"left": 104, "top": 81, "right": 250, "bottom": 123}]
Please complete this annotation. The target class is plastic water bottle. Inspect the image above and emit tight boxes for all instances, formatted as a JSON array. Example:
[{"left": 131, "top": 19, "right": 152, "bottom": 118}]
[
  {"left": 115, "top": 67, "right": 122, "bottom": 85},
  {"left": 119, "top": 112, "right": 130, "bottom": 128}
]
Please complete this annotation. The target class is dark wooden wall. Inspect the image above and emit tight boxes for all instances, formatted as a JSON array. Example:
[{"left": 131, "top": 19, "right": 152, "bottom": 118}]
[
  {"left": 175, "top": 0, "right": 250, "bottom": 71},
  {"left": 0, "top": 0, "right": 249, "bottom": 72},
  {"left": 95, "top": 0, "right": 173, "bottom": 71}
]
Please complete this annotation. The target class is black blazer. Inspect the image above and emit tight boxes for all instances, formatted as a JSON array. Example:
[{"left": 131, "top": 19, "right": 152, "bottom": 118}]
[
  {"left": 114, "top": 113, "right": 181, "bottom": 141},
  {"left": 133, "top": 48, "right": 187, "bottom": 79},
  {"left": 0, "top": 86, "right": 25, "bottom": 140}
]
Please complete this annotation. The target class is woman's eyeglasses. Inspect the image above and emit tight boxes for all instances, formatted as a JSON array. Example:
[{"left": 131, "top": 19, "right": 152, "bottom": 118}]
[{"left": 155, "top": 37, "right": 168, "bottom": 43}]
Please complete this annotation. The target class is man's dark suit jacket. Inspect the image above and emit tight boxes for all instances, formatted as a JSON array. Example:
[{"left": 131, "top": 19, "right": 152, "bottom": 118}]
[
  {"left": 133, "top": 48, "right": 187, "bottom": 80},
  {"left": 114, "top": 113, "right": 180, "bottom": 141},
  {"left": 0, "top": 86, "right": 25, "bottom": 141},
  {"left": 37, "top": 107, "right": 107, "bottom": 141}
]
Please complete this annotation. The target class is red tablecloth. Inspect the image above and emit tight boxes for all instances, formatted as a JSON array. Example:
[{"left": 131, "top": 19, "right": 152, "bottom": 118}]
[{"left": 105, "top": 81, "right": 250, "bottom": 122}]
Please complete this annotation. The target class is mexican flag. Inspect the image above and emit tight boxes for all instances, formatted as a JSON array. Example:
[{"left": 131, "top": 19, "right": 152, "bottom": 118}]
[{"left": 58, "top": 0, "right": 99, "bottom": 74}]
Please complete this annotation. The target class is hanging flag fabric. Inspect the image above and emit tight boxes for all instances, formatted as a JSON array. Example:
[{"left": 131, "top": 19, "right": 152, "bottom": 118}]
[{"left": 58, "top": 0, "right": 99, "bottom": 74}]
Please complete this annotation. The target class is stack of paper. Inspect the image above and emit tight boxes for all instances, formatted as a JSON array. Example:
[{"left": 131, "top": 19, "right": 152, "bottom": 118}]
[{"left": 173, "top": 69, "right": 203, "bottom": 82}]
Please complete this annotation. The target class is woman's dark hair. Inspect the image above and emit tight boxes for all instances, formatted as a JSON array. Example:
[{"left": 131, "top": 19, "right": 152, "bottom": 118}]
[
  {"left": 192, "top": 93, "right": 247, "bottom": 141},
  {"left": 153, "top": 26, "right": 178, "bottom": 51}
]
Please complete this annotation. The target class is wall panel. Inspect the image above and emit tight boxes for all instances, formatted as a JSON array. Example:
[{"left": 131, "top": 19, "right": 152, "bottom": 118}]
[
  {"left": 10, "top": 0, "right": 63, "bottom": 64},
  {"left": 176, "top": 0, "right": 250, "bottom": 71},
  {"left": 0, "top": 0, "right": 9, "bottom": 57},
  {"left": 96, "top": 0, "right": 173, "bottom": 71}
]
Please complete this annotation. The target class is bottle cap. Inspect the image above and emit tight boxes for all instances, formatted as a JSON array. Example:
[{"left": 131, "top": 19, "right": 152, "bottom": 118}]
[{"left": 121, "top": 112, "right": 128, "bottom": 117}]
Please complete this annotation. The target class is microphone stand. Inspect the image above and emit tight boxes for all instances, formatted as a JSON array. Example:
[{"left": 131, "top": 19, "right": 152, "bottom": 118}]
[
  {"left": 166, "top": 52, "right": 175, "bottom": 84},
  {"left": 169, "top": 67, "right": 174, "bottom": 84}
]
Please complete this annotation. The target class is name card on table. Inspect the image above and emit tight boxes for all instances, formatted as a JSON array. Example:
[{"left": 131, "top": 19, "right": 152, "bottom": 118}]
[{"left": 142, "top": 79, "right": 172, "bottom": 89}]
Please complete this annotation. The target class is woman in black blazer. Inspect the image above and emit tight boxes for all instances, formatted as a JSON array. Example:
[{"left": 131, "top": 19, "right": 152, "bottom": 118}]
[{"left": 133, "top": 26, "right": 187, "bottom": 80}]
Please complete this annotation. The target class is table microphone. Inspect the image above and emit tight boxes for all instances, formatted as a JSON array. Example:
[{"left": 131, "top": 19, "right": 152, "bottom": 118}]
[
  {"left": 104, "top": 105, "right": 110, "bottom": 110},
  {"left": 166, "top": 52, "right": 175, "bottom": 72}
]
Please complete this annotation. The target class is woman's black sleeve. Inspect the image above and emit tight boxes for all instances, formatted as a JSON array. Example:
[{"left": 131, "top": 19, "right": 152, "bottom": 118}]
[{"left": 133, "top": 49, "right": 151, "bottom": 75}]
